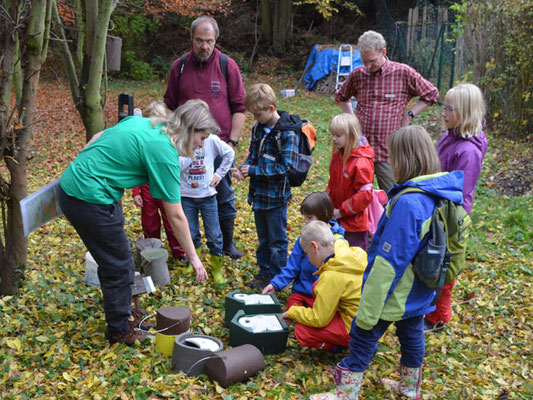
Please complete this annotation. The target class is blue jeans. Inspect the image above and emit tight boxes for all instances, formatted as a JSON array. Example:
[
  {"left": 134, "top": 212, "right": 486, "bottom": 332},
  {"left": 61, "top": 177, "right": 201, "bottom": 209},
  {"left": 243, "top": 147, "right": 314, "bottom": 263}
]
[
  {"left": 253, "top": 205, "right": 288, "bottom": 278},
  {"left": 214, "top": 155, "right": 237, "bottom": 223},
  {"left": 340, "top": 316, "right": 425, "bottom": 372},
  {"left": 181, "top": 195, "right": 223, "bottom": 255},
  {"left": 58, "top": 186, "right": 133, "bottom": 339}
]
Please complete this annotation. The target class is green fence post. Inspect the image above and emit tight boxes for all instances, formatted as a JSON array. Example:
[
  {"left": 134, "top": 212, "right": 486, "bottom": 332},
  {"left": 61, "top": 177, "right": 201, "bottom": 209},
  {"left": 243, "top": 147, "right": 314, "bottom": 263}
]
[
  {"left": 449, "top": 37, "right": 456, "bottom": 90},
  {"left": 427, "top": 23, "right": 443, "bottom": 78},
  {"left": 437, "top": 22, "right": 446, "bottom": 92}
]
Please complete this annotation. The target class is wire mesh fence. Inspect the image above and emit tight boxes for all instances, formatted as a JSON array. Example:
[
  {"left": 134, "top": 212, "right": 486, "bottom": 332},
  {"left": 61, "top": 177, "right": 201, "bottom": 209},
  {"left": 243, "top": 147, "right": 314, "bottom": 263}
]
[{"left": 382, "top": 1, "right": 463, "bottom": 96}]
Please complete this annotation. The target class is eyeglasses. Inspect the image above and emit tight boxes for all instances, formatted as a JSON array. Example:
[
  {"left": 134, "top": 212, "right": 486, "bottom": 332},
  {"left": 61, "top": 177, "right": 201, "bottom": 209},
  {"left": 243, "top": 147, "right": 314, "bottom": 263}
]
[
  {"left": 194, "top": 38, "right": 215, "bottom": 47},
  {"left": 441, "top": 105, "right": 456, "bottom": 114}
]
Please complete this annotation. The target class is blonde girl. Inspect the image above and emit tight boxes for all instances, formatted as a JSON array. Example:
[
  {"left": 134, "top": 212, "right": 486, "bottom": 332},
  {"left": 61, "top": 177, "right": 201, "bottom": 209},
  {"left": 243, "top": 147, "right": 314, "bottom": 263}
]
[
  {"left": 326, "top": 113, "right": 375, "bottom": 250},
  {"left": 425, "top": 83, "right": 488, "bottom": 332}
]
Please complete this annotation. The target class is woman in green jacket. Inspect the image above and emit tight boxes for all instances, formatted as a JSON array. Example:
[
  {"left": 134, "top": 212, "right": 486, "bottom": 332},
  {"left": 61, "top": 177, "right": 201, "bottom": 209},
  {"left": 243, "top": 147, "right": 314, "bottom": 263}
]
[{"left": 59, "top": 100, "right": 219, "bottom": 346}]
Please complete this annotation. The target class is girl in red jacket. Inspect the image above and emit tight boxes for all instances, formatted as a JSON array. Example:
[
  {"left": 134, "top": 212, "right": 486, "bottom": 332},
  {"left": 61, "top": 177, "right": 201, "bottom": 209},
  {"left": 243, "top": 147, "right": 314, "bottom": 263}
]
[{"left": 326, "top": 113, "right": 375, "bottom": 250}]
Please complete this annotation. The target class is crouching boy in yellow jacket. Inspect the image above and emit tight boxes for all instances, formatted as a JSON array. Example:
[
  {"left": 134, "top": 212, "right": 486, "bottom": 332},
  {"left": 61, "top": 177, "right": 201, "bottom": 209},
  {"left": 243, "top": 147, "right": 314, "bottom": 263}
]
[{"left": 281, "top": 220, "right": 367, "bottom": 351}]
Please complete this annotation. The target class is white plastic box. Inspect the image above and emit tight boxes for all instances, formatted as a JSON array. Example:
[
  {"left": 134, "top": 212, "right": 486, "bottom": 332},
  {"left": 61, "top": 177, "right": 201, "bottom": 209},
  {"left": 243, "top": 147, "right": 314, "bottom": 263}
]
[{"left": 280, "top": 89, "right": 295, "bottom": 98}]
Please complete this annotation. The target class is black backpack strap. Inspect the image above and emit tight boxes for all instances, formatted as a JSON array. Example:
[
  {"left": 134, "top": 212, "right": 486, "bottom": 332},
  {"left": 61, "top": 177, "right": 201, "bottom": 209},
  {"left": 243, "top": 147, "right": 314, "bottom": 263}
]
[
  {"left": 219, "top": 52, "right": 228, "bottom": 82},
  {"left": 178, "top": 53, "right": 188, "bottom": 75}
]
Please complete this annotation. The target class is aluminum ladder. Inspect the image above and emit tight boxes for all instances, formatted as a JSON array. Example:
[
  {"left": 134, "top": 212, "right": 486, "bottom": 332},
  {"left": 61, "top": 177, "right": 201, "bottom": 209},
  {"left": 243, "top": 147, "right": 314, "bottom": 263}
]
[{"left": 335, "top": 44, "right": 354, "bottom": 90}]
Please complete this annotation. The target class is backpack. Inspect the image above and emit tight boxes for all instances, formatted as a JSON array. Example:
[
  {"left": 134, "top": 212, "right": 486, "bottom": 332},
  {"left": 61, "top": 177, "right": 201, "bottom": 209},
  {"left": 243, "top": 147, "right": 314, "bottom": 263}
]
[
  {"left": 357, "top": 183, "right": 387, "bottom": 236},
  {"left": 276, "top": 118, "right": 316, "bottom": 187},
  {"left": 388, "top": 187, "right": 472, "bottom": 305},
  {"left": 177, "top": 52, "right": 229, "bottom": 82}
]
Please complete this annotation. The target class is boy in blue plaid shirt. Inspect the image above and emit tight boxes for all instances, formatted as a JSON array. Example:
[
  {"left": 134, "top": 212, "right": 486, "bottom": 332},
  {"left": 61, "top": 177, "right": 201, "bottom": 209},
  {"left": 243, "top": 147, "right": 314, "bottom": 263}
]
[{"left": 233, "top": 83, "right": 300, "bottom": 288}]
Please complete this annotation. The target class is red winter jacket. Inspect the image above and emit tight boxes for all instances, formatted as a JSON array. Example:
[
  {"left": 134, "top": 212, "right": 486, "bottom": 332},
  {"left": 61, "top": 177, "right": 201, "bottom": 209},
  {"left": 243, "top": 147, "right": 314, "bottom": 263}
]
[{"left": 326, "top": 140, "right": 375, "bottom": 232}]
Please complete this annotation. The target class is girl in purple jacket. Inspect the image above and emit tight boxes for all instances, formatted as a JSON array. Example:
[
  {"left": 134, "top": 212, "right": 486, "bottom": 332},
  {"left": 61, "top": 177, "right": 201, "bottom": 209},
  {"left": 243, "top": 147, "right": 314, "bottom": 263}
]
[{"left": 425, "top": 83, "right": 488, "bottom": 332}]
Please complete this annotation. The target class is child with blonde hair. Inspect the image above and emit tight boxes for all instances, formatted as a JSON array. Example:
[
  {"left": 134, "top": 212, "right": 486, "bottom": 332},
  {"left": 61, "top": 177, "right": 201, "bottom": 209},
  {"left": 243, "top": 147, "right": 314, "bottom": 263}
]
[
  {"left": 424, "top": 83, "right": 488, "bottom": 332},
  {"left": 326, "top": 113, "right": 375, "bottom": 250},
  {"left": 233, "top": 83, "right": 300, "bottom": 288},
  {"left": 309, "top": 126, "right": 465, "bottom": 400},
  {"left": 281, "top": 220, "right": 366, "bottom": 352}
]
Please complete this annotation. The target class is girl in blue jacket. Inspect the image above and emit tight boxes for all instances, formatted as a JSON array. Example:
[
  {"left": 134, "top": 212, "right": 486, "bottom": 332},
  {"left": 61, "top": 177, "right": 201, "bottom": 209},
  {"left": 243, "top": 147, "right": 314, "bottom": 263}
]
[
  {"left": 309, "top": 126, "right": 465, "bottom": 400},
  {"left": 262, "top": 192, "right": 344, "bottom": 308}
]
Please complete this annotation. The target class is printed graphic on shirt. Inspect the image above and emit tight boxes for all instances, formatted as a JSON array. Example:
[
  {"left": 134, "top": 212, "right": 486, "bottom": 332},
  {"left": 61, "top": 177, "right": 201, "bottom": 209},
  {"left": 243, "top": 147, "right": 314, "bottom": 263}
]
[
  {"left": 382, "top": 241, "right": 392, "bottom": 253},
  {"left": 211, "top": 81, "right": 221, "bottom": 93},
  {"left": 187, "top": 148, "right": 207, "bottom": 189}
]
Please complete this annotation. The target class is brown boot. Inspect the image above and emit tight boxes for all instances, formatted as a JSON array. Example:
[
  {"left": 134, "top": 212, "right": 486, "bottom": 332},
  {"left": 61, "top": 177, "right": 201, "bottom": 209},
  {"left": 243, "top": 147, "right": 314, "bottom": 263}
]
[
  {"left": 109, "top": 325, "right": 148, "bottom": 346},
  {"left": 131, "top": 298, "right": 155, "bottom": 330},
  {"left": 131, "top": 305, "right": 155, "bottom": 330}
]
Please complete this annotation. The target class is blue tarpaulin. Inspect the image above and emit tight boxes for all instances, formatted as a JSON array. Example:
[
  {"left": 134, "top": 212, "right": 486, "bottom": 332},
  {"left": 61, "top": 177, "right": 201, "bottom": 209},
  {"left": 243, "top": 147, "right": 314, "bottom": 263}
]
[{"left": 302, "top": 45, "right": 363, "bottom": 90}]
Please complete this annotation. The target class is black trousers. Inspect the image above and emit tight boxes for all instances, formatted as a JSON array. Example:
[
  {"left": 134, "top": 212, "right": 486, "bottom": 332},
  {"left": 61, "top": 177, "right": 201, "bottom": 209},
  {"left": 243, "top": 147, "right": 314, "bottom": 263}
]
[{"left": 58, "top": 186, "right": 134, "bottom": 339}]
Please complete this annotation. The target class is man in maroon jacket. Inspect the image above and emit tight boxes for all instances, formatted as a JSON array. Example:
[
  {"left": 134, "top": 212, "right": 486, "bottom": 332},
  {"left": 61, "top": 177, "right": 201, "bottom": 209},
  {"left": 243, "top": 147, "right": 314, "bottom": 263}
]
[{"left": 164, "top": 16, "right": 246, "bottom": 259}]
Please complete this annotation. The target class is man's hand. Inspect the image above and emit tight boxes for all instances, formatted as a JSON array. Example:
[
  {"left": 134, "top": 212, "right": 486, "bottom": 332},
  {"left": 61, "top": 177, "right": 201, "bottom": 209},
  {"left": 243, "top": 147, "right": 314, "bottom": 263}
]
[
  {"left": 133, "top": 195, "right": 143, "bottom": 208},
  {"left": 333, "top": 208, "right": 342, "bottom": 220},
  {"left": 400, "top": 114, "right": 412, "bottom": 127}
]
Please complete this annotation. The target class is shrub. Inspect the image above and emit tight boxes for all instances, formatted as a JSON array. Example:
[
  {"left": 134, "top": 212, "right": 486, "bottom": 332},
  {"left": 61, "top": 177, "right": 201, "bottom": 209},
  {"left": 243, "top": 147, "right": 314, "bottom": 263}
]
[
  {"left": 452, "top": 0, "right": 533, "bottom": 139},
  {"left": 123, "top": 50, "right": 154, "bottom": 81}
]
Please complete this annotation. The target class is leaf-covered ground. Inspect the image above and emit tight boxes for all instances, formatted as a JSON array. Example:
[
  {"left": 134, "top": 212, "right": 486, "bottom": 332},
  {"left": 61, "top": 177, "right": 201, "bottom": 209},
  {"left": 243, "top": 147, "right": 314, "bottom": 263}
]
[{"left": 1, "top": 75, "right": 532, "bottom": 399}]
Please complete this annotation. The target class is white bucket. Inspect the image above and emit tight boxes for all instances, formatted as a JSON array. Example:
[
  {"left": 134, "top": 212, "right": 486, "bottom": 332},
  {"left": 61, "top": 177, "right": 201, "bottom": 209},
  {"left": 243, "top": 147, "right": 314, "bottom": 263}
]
[{"left": 85, "top": 251, "right": 100, "bottom": 286}]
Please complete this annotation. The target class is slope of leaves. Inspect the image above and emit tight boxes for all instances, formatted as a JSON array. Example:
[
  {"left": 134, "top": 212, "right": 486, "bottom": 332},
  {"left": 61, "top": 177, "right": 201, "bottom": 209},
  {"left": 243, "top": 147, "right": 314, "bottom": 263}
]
[{"left": 0, "top": 77, "right": 531, "bottom": 399}]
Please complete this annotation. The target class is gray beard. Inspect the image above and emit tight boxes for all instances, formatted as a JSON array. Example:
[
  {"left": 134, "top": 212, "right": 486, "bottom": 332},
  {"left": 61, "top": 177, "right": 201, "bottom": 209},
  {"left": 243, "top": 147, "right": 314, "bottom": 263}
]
[{"left": 196, "top": 53, "right": 211, "bottom": 63}]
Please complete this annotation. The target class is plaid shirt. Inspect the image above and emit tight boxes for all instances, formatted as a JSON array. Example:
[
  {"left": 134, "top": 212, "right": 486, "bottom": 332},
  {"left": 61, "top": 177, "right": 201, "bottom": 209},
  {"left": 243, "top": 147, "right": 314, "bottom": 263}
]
[
  {"left": 243, "top": 112, "right": 299, "bottom": 210},
  {"left": 336, "top": 57, "right": 439, "bottom": 162}
]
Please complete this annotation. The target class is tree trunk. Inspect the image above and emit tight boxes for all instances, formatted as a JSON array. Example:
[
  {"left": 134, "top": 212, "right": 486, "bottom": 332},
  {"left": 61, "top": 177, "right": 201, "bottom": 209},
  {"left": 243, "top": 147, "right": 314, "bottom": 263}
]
[
  {"left": 53, "top": 0, "right": 117, "bottom": 142},
  {"left": 0, "top": 0, "right": 19, "bottom": 290},
  {"left": 261, "top": 0, "right": 272, "bottom": 44},
  {"left": 0, "top": 0, "right": 51, "bottom": 295},
  {"left": 261, "top": 0, "right": 291, "bottom": 55},
  {"left": 272, "top": 0, "right": 292, "bottom": 56}
]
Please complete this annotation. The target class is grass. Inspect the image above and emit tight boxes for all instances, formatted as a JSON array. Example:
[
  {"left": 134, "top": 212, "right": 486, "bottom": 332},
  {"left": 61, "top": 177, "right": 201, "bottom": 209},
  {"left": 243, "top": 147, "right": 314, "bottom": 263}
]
[{"left": 0, "top": 76, "right": 531, "bottom": 399}]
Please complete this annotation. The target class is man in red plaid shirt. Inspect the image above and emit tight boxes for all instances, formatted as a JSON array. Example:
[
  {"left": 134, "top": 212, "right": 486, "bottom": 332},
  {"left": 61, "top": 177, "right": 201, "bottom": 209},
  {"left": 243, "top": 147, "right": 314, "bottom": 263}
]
[{"left": 335, "top": 30, "right": 439, "bottom": 192}]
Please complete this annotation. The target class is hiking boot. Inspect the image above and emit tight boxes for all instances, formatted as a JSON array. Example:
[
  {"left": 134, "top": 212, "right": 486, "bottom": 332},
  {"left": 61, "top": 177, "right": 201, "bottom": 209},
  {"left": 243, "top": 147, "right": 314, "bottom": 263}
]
[
  {"left": 109, "top": 326, "right": 148, "bottom": 346},
  {"left": 423, "top": 319, "right": 445, "bottom": 333}
]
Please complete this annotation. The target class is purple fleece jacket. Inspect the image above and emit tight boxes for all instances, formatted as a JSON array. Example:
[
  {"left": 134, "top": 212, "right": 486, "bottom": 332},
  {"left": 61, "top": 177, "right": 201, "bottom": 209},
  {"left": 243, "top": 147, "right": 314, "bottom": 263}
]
[
  {"left": 164, "top": 48, "right": 246, "bottom": 142},
  {"left": 437, "top": 127, "right": 488, "bottom": 214}
]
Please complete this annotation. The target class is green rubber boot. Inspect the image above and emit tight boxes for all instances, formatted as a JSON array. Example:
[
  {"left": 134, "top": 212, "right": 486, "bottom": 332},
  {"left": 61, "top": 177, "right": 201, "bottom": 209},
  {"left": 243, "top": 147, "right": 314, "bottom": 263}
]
[
  {"left": 210, "top": 254, "right": 226, "bottom": 284},
  {"left": 182, "top": 248, "right": 201, "bottom": 275}
]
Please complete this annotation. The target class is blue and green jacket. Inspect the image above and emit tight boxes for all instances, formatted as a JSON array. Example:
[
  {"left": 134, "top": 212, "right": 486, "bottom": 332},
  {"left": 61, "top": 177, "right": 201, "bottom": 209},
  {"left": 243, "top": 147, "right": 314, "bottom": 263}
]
[{"left": 355, "top": 171, "right": 464, "bottom": 330}]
